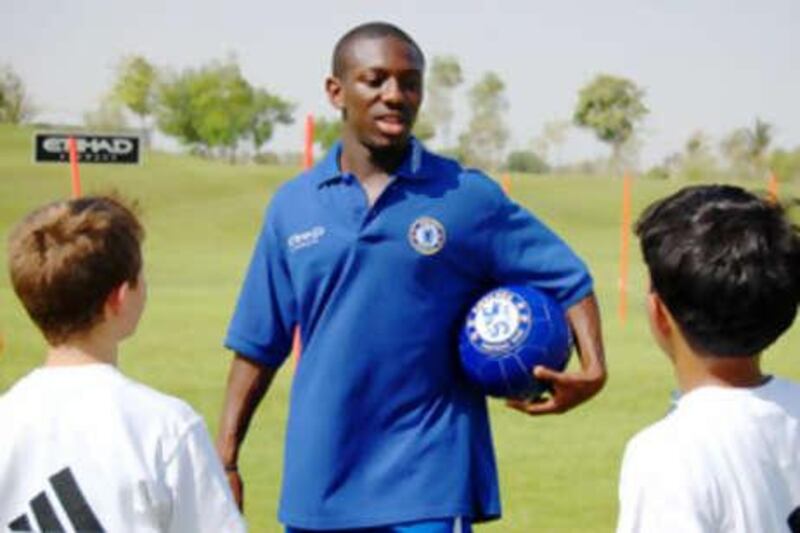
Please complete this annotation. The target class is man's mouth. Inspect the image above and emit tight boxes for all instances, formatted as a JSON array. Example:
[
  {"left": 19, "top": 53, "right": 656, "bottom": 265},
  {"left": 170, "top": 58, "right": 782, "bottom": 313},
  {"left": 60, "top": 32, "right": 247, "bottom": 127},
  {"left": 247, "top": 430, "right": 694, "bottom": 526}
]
[{"left": 375, "top": 114, "right": 408, "bottom": 136}]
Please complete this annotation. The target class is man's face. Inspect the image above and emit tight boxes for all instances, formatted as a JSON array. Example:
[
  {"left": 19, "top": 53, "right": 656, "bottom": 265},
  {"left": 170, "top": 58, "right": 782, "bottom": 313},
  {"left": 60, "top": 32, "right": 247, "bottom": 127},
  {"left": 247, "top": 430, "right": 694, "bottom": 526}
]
[{"left": 327, "top": 35, "right": 424, "bottom": 151}]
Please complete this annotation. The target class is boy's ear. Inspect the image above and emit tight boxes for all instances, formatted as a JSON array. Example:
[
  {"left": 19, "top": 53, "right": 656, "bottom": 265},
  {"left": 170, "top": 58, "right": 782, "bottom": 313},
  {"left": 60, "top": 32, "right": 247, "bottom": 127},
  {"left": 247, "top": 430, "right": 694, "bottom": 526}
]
[
  {"left": 647, "top": 291, "right": 673, "bottom": 340},
  {"left": 325, "top": 76, "right": 344, "bottom": 111},
  {"left": 104, "top": 282, "right": 130, "bottom": 317}
]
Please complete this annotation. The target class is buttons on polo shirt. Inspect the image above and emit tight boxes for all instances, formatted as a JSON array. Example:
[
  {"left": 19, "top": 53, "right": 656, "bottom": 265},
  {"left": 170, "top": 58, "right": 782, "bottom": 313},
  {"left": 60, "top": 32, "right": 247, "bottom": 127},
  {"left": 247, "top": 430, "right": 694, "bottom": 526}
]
[{"left": 362, "top": 179, "right": 398, "bottom": 225}]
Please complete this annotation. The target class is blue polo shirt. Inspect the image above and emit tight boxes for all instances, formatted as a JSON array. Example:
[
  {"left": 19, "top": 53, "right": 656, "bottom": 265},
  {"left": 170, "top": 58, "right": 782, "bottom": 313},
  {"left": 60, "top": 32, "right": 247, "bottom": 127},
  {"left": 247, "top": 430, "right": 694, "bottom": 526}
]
[{"left": 226, "top": 139, "right": 592, "bottom": 530}]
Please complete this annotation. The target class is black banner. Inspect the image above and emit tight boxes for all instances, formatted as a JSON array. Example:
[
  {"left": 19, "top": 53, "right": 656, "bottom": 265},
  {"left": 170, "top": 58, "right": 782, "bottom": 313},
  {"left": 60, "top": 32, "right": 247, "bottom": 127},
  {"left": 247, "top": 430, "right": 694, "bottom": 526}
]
[{"left": 34, "top": 133, "right": 141, "bottom": 164}]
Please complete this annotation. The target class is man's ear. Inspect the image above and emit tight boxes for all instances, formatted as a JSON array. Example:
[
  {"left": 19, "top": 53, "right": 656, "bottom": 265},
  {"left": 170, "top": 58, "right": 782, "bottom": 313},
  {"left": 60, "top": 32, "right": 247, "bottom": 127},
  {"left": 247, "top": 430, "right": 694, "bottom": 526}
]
[
  {"left": 325, "top": 76, "right": 344, "bottom": 111},
  {"left": 104, "top": 282, "right": 130, "bottom": 317}
]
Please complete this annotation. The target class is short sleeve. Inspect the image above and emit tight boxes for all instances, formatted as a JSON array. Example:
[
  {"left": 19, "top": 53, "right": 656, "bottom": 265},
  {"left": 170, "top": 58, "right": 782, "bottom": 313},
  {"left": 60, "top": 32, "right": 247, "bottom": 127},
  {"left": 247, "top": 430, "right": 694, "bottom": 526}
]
[
  {"left": 486, "top": 195, "right": 593, "bottom": 309},
  {"left": 225, "top": 205, "right": 297, "bottom": 367},
  {"left": 165, "top": 419, "right": 246, "bottom": 533},
  {"left": 617, "top": 435, "right": 713, "bottom": 533}
]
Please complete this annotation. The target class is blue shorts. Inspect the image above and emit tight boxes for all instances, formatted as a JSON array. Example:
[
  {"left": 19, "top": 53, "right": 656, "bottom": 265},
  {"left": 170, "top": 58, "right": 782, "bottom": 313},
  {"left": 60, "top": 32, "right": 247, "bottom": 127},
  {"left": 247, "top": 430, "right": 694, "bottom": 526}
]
[{"left": 286, "top": 517, "right": 472, "bottom": 533}]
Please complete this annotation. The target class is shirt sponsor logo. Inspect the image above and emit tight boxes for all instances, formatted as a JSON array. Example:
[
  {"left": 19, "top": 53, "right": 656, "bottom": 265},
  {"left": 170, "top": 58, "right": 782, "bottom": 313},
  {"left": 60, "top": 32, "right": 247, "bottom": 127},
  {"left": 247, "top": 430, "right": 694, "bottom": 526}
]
[
  {"left": 466, "top": 289, "right": 532, "bottom": 355},
  {"left": 408, "top": 216, "right": 446, "bottom": 255},
  {"left": 34, "top": 133, "right": 141, "bottom": 164},
  {"left": 287, "top": 226, "right": 326, "bottom": 252},
  {"left": 9, "top": 467, "right": 105, "bottom": 532}
]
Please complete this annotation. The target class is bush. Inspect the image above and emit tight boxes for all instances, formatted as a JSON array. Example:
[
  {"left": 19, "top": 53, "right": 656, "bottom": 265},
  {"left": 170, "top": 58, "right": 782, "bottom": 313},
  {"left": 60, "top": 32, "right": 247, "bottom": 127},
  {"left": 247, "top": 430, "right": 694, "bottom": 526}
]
[
  {"left": 642, "top": 165, "right": 670, "bottom": 180},
  {"left": 506, "top": 150, "right": 550, "bottom": 174},
  {"left": 253, "top": 151, "right": 279, "bottom": 165}
]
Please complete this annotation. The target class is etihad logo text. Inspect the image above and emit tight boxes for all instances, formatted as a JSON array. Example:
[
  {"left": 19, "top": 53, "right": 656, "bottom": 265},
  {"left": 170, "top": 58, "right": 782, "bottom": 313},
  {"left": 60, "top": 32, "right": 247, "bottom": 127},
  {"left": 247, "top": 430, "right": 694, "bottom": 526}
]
[{"left": 287, "top": 226, "right": 326, "bottom": 252}]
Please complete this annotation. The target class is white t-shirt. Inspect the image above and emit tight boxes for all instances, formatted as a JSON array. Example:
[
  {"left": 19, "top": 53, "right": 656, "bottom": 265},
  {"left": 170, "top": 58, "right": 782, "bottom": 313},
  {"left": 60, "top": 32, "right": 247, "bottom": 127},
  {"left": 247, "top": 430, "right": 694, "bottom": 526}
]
[
  {"left": 0, "top": 364, "right": 246, "bottom": 532},
  {"left": 617, "top": 377, "right": 800, "bottom": 533}
]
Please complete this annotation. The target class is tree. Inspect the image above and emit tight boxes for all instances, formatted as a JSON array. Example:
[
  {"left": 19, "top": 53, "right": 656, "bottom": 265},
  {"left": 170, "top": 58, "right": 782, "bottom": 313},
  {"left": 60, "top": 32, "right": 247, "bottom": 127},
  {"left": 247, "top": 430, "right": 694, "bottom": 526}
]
[
  {"left": 113, "top": 56, "right": 157, "bottom": 119},
  {"left": 423, "top": 56, "right": 463, "bottom": 147},
  {"left": 745, "top": 117, "right": 772, "bottom": 174},
  {"left": 155, "top": 58, "right": 293, "bottom": 161},
  {"left": 573, "top": 74, "right": 648, "bottom": 169},
  {"left": 83, "top": 96, "right": 128, "bottom": 131},
  {"left": 458, "top": 72, "right": 509, "bottom": 170},
  {"left": 720, "top": 118, "right": 773, "bottom": 179},
  {"left": 155, "top": 70, "right": 204, "bottom": 150},
  {"left": 112, "top": 56, "right": 157, "bottom": 142},
  {"left": 680, "top": 130, "right": 718, "bottom": 181},
  {"left": 0, "top": 64, "right": 35, "bottom": 124},
  {"left": 532, "top": 120, "right": 570, "bottom": 168},
  {"left": 249, "top": 88, "right": 293, "bottom": 153},
  {"left": 313, "top": 116, "right": 342, "bottom": 152},
  {"left": 720, "top": 128, "right": 751, "bottom": 178}
]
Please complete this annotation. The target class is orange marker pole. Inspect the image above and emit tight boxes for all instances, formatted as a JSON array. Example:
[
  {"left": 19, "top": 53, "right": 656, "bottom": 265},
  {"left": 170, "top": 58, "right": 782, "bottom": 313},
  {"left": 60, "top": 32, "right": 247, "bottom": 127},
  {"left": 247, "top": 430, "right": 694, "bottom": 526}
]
[
  {"left": 303, "top": 114, "right": 314, "bottom": 170},
  {"left": 618, "top": 171, "right": 633, "bottom": 325},
  {"left": 68, "top": 136, "right": 82, "bottom": 198},
  {"left": 293, "top": 115, "right": 315, "bottom": 367},
  {"left": 501, "top": 173, "right": 511, "bottom": 196},
  {"left": 767, "top": 171, "right": 779, "bottom": 204}
]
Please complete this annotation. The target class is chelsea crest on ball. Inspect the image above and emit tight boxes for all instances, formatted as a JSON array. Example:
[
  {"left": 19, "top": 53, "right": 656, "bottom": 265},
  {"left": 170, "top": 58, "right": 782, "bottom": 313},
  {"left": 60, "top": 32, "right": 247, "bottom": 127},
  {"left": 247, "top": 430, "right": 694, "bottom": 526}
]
[{"left": 459, "top": 284, "right": 572, "bottom": 399}]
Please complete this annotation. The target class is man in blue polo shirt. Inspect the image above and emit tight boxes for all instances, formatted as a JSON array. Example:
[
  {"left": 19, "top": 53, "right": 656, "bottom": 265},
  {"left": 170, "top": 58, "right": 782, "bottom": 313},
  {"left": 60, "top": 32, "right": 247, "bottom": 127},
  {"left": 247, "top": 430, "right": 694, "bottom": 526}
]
[{"left": 216, "top": 22, "right": 607, "bottom": 532}]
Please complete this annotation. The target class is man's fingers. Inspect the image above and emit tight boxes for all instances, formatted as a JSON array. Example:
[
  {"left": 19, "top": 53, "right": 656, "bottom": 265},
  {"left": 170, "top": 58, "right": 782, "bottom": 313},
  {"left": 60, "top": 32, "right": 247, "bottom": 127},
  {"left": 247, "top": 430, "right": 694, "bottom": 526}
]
[
  {"left": 533, "top": 365, "right": 567, "bottom": 382},
  {"left": 506, "top": 397, "right": 560, "bottom": 415}
]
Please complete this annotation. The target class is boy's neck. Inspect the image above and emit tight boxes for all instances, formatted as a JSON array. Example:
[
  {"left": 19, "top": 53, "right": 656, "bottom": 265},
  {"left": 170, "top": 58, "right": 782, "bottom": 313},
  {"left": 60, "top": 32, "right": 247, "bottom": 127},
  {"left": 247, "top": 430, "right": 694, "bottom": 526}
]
[
  {"left": 46, "top": 334, "right": 119, "bottom": 367},
  {"left": 674, "top": 345, "right": 766, "bottom": 393}
]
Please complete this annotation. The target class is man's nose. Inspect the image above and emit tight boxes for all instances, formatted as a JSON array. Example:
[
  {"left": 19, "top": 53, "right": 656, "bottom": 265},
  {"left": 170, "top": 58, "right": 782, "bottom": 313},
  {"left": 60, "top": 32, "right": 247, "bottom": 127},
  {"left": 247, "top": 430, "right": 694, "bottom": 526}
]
[{"left": 381, "top": 77, "right": 403, "bottom": 104}]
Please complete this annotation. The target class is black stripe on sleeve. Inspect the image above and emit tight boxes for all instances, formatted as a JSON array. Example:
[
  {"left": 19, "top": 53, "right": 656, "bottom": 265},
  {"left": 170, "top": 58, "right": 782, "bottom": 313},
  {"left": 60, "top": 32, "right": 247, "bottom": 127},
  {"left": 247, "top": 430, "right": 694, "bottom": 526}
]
[
  {"left": 30, "top": 492, "right": 64, "bottom": 532},
  {"left": 8, "top": 513, "right": 32, "bottom": 531},
  {"left": 50, "top": 468, "right": 105, "bottom": 532},
  {"left": 788, "top": 506, "right": 800, "bottom": 533}
]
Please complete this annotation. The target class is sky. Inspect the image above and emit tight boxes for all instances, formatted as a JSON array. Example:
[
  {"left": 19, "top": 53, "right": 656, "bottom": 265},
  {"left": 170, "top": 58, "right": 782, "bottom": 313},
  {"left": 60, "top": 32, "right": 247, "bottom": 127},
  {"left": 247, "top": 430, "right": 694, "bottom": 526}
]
[{"left": 2, "top": 0, "right": 799, "bottom": 167}]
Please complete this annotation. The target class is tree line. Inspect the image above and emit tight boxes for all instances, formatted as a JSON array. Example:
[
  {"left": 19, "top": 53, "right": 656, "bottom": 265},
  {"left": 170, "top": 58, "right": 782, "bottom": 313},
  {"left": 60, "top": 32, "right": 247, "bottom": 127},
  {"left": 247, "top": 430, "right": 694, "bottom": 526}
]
[
  {"left": 108, "top": 56, "right": 293, "bottom": 162},
  {"left": 1, "top": 58, "right": 799, "bottom": 179}
]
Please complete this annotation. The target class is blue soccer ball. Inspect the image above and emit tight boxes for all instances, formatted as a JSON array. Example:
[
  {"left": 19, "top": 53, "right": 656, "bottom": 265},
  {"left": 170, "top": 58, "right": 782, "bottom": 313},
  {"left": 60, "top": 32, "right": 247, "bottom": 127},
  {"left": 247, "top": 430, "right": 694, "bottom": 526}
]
[{"left": 459, "top": 284, "right": 572, "bottom": 399}]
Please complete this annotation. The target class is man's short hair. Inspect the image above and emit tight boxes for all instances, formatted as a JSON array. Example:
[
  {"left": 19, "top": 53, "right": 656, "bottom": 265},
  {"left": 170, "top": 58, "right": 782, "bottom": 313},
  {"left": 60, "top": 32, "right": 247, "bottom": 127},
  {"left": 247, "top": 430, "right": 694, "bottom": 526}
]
[
  {"left": 8, "top": 196, "right": 144, "bottom": 345},
  {"left": 332, "top": 21, "right": 425, "bottom": 78},
  {"left": 636, "top": 184, "right": 800, "bottom": 357}
]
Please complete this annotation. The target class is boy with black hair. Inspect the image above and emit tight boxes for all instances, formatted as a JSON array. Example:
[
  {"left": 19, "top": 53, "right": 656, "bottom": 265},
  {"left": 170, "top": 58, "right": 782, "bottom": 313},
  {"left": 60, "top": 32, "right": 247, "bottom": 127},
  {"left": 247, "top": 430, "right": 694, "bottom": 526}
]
[
  {"left": 617, "top": 184, "right": 800, "bottom": 532},
  {"left": 0, "top": 196, "right": 245, "bottom": 532}
]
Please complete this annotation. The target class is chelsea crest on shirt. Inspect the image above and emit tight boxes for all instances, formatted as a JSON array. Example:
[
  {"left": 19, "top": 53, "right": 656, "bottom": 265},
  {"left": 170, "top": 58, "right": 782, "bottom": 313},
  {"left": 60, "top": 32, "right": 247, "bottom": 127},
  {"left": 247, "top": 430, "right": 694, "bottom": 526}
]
[{"left": 408, "top": 216, "right": 446, "bottom": 255}]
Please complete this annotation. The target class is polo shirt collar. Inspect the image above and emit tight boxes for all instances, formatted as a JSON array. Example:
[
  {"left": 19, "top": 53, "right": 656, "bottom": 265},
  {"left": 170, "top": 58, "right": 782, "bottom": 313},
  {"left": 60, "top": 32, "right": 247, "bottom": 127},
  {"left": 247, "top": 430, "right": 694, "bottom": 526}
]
[{"left": 314, "top": 137, "right": 427, "bottom": 187}]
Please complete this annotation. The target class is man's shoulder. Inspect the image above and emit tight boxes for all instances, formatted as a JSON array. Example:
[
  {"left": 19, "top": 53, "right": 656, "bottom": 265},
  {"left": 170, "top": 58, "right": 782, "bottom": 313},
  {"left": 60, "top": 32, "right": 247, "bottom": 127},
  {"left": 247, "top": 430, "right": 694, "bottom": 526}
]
[
  {"left": 419, "top": 148, "right": 507, "bottom": 206},
  {"left": 418, "top": 146, "right": 462, "bottom": 176},
  {"left": 422, "top": 148, "right": 497, "bottom": 183},
  {"left": 271, "top": 168, "right": 316, "bottom": 203}
]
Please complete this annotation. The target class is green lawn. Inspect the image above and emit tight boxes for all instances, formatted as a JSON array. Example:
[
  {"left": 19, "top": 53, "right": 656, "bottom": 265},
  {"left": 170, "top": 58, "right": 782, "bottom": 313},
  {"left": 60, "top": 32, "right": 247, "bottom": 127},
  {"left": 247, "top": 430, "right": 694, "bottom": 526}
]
[{"left": 1, "top": 124, "right": 798, "bottom": 532}]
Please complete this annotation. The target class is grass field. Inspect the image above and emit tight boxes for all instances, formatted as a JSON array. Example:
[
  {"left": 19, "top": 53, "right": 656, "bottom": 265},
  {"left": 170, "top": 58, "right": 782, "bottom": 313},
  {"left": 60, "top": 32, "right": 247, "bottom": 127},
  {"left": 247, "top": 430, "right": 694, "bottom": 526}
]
[{"left": 1, "top": 123, "right": 798, "bottom": 532}]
